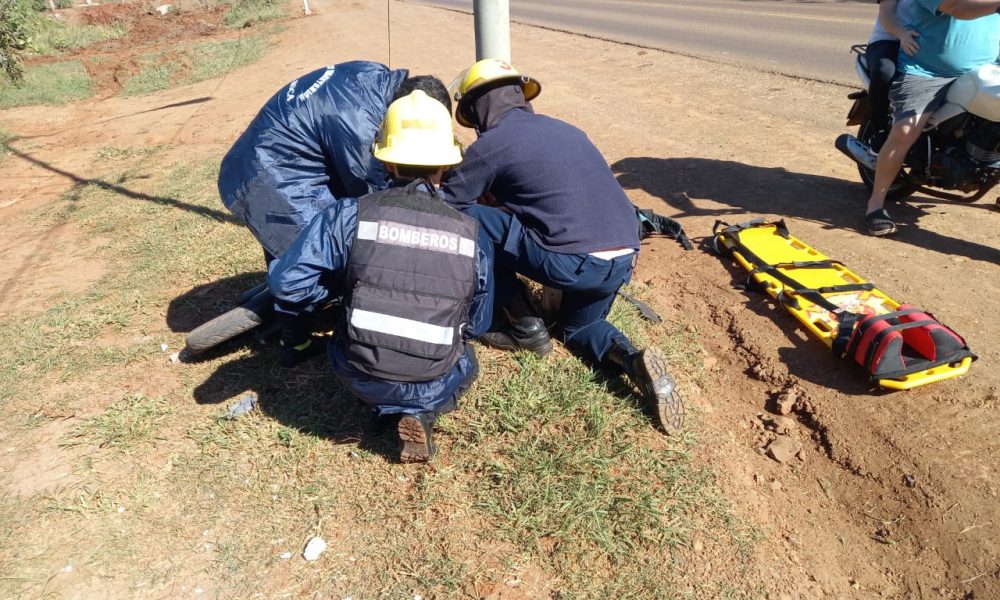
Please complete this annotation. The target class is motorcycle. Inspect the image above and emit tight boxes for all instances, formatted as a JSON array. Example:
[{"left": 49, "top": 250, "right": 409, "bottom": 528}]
[{"left": 835, "top": 44, "right": 1000, "bottom": 203}]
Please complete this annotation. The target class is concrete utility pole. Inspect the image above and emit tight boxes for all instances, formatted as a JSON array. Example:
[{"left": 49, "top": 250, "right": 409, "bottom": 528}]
[{"left": 473, "top": 0, "right": 510, "bottom": 62}]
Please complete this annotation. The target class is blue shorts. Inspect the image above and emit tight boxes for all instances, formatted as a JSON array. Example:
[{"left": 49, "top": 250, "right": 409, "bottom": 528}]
[{"left": 889, "top": 72, "right": 956, "bottom": 122}]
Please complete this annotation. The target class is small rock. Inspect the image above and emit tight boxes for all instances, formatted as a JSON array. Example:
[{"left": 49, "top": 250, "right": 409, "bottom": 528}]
[
  {"left": 769, "top": 415, "right": 796, "bottom": 434},
  {"left": 155, "top": 4, "right": 171, "bottom": 15},
  {"left": 767, "top": 435, "right": 802, "bottom": 463},
  {"left": 160, "top": 343, "right": 169, "bottom": 352},
  {"left": 903, "top": 474, "right": 916, "bottom": 488},
  {"left": 770, "top": 480, "right": 782, "bottom": 491},
  {"left": 302, "top": 536, "right": 326, "bottom": 561},
  {"left": 775, "top": 391, "right": 797, "bottom": 415},
  {"left": 169, "top": 352, "right": 182, "bottom": 364},
  {"left": 279, "top": 551, "right": 292, "bottom": 559},
  {"left": 692, "top": 540, "right": 704, "bottom": 553},
  {"left": 703, "top": 356, "right": 718, "bottom": 371}
]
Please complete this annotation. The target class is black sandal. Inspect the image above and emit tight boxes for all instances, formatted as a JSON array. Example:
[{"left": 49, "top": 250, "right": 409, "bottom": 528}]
[{"left": 864, "top": 209, "right": 896, "bottom": 236}]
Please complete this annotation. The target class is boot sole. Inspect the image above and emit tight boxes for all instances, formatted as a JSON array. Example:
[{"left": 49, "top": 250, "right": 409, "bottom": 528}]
[
  {"left": 637, "top": 347, "right": 685, "bottom": 434},
  {"left": 398, "top": 416, "right": 434, "bottom": 463}
]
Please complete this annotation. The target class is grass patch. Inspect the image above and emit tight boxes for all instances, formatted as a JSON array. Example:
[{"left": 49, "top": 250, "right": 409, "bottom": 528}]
[
  {"left": 120, "top": 60, "right": 176, "bottom": 96},
  {"left": 189, "top": 36, "right": 266, "bottom": 83},
  {"left": 71, "top": 394, "right": 171, "bottom": 450},
  {"left": 121, "top": 36, "right": 266, "bottom": 96},
  {"left": 223, "top": 0, "right": 287, "bottom": 29},
  {"left": 95, "top": 144, "right": 169, "bottom": 161},
  {"left": 0, "top": 127, "right": 13, "bottom": 161},
  {"left": 26, "top": 13, "right": 127, "bottom": 55},
  {"left": 0, "top": 60, "right": 92, "bottom": 107},
  {"left": 0, "top": 146, "right": 759, "bottom": 598}
]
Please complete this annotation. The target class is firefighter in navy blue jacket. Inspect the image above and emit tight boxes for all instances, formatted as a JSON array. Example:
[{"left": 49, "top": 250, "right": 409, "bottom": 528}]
[
  {"left": 268, "top": 91, "right": 493, "bottom": 463},
  {"left": 218, "top": 61, "right": 451, "bottom": 260},
  {"left": 441, "top": 59, "right": 685, "bottom": 435}
]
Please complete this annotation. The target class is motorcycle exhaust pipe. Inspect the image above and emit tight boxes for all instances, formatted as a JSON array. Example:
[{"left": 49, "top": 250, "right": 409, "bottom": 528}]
[{"left": 835, "top": 134, "right": 878, "bottom": 172}]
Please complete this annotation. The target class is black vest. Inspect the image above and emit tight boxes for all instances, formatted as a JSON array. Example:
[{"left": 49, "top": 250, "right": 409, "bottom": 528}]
[{"left": 345, "top": 182, "right": 479, "bottom": 382}]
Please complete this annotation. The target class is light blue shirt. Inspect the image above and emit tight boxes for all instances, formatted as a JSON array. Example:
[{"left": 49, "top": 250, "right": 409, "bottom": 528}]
[{"left": 899, "top": 0, "right": 1000, "bottom": 78}]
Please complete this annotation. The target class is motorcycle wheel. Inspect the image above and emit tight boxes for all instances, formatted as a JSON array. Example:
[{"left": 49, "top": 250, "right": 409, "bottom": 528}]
[
  {"left": 856, "top": 118, "right": 918, "bottom": 202},
  {"left": 184, "top": 288, "right": 275, "bottom": 355}
]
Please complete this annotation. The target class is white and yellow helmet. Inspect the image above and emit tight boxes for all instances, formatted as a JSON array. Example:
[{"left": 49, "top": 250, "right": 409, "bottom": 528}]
[{"left": 373, "top": 90, "right": 463, "bottom": 167}]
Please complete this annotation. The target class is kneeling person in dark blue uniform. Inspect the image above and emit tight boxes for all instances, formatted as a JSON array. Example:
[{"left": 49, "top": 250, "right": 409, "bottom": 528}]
[
  {"left": 268, "top": 91, "right": 492, "bottom": 462},
  {"left": 442, "top": 59, "right": 685, "bottom": 434}
]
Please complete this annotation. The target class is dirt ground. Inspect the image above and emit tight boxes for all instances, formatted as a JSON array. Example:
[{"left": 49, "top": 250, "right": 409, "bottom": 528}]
[
  {"left": 2, "top": 0, "right": 999, "bottom": 597},
  {"left": 27, "top": 1, "right": 239, "bottom": 96}
]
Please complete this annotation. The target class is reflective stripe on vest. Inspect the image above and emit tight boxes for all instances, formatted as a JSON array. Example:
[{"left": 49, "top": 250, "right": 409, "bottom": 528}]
[
  {"left": 357, "top": 220, "right": 476, "bottom": 257},
  {"left": 350, "top": 308, "right": 454, "bottom": 346}
]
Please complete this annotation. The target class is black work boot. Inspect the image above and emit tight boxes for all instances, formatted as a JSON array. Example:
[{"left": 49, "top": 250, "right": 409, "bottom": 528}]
[
  {"left": 480, "top": 293, "right": 553, "bottom": 357},
  {"left": 397, "top": 412, "right": 437, "bottom": 463},
  {"left": 607, "top": 340, "right": 685, "bottom": 434}
]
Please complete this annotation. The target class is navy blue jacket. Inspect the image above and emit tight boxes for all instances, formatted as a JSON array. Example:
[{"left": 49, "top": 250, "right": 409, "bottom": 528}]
[
  {"left": 219, "top": 61, "right": 408, "bottom": 257},
  {"left": 267, "top": 187, "right": 493, "bottom": 416},
  {"left": 441, "top": 108, "right": 640, "bottom": 254}
]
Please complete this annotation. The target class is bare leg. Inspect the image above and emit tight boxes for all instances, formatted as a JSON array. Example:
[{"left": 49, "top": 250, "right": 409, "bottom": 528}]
[{"left": 865, "top": 112, "right": 931, "bottom": 215}]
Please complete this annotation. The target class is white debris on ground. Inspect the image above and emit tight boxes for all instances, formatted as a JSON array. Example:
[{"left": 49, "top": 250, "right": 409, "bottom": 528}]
[{"left": 302, "top": 537, "right": 326, "bottom": 561}]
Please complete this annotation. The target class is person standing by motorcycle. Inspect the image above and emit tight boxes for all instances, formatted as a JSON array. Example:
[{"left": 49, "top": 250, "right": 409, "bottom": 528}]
[
  {"left": 267, "top": 91, "right": 493, "bottom": 463},
  {"left": 441, "top": 59, "right": 685, "bottom": 435},
  {"left": 867, "top": 0, "right": 918, "bottom": 150},
  {"left": 218, "top": 61, "right": 451, "bottom": 261},
  {"left": 863, "top": 0, "right": 1000, "bottom": 236}
]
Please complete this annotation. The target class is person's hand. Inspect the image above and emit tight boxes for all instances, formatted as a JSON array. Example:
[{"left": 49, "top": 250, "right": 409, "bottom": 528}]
[
  {"left": 279, "top": 335, "right": 324, "bottom": 368},
  {"left": 900, "top": 30, "right": 920, "bottom": 57}
]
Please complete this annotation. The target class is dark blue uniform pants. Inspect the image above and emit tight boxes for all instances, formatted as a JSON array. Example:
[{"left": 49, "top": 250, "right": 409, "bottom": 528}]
[{"left": 466, "top": 205, "right": 635, "bottom": 366}]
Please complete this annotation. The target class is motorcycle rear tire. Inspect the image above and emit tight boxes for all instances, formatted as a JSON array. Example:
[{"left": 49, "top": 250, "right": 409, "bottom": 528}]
[
  {"left": 857, "top": 119, "right": 918, "bottom": 202},
  {"left": 185, "top": 289, "right": 275, "bottom": 355}
]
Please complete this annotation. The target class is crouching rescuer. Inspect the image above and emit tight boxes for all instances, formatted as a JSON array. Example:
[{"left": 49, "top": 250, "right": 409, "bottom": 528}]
[
  {"left": 267, "top": 91, "right": 493, "bottom": 462},
  {"left": 442, "top": 59, "right": 685, "bottom": 434}
]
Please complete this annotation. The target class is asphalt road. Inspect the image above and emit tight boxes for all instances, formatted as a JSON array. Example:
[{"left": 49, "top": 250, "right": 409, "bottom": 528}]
[{"left": 407, "top": 0, "right": 876, "bottom": 85}]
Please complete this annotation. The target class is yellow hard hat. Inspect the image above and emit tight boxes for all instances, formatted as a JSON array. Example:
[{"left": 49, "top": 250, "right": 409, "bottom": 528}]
[
  {"left": 452, "top": 58, "right": 542, "bottom": 127},
  {"left": 373, "top": 90, "right": 463, "bottom": 167}
]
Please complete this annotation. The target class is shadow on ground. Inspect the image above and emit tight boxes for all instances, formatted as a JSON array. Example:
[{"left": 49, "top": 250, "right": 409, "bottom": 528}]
[
  {"left": 8, "top": 145, "right": 239, "bottom": 225},
  {"left": 613, "top": 156, "right": 1000, "bottom": 265},
  {"left": 189, "top": 328, "right": 405, "bottom": 461},
  {"left": 166, "top": 273, "right": 267, "bottom": 333},
  {"left": 167, "top": 275, "right": 403, "bottom": 461}
]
